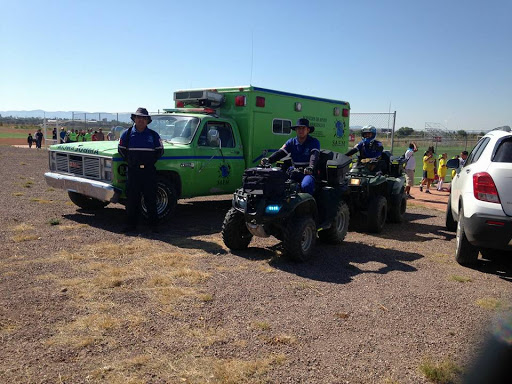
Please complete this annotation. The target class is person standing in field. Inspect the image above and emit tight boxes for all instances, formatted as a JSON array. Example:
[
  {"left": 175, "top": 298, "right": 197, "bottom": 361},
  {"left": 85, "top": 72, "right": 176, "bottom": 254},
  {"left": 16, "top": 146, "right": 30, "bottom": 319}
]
[
  {"left": 59, "top": 127, "right": 66, "bottom": 143},
  {"left": 419, "top": 148, "right": 435, "bottom": 194},
  {"left": 437, "top": 153, "right": 447, "bottom": 191},
  {"left": 403, "top": 141, "right": 417, "bottom": 199},
  {"left": 35, "top": 129, "right": 44, "bottom": 149},
  {"left": 118, "top": 107, "right": 163, "bottom": 233},
  {"left": 27, "top": 133, "right": 34, "bottom": 148},
  {"left": 96, "top": 128, "right": 105, "bottom": 141}
]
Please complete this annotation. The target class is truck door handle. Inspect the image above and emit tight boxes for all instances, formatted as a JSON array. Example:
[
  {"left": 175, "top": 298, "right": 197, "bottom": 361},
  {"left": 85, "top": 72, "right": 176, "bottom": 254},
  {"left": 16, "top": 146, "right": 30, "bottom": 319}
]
[{"left": 465, "top": 168, "right": 470, "bottom": 174}]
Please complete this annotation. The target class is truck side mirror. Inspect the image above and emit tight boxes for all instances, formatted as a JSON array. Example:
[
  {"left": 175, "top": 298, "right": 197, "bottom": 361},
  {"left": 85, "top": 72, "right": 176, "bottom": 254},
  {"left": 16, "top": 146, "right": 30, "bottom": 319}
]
[{"left": 207, "top": 129, "right": 220, "bottom": 147}]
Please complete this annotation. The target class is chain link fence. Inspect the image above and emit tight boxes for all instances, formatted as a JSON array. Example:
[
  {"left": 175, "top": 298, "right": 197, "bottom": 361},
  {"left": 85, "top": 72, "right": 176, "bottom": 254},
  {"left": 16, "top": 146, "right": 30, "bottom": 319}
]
[{"left": 350, "top": 112, "right": 397, "bottom": 152}]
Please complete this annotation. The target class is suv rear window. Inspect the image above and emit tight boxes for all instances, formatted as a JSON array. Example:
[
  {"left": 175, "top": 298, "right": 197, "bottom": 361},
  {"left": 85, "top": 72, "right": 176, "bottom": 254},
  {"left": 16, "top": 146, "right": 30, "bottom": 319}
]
[{"left": 493, "top": 139, "right": 512, "bottom": 163}]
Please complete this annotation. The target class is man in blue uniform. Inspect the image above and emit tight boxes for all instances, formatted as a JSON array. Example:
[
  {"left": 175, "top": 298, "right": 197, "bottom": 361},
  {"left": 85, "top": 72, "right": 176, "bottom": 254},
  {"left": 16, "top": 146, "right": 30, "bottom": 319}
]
[
  {"left": 118, "top": 107, "right": 163, "bottom": 233},
  {"left": 261, "top": 118, "right": 320, "bottom": 194},
  {"left": 345, "top": 125, "right": 383, "bottom": 160}
]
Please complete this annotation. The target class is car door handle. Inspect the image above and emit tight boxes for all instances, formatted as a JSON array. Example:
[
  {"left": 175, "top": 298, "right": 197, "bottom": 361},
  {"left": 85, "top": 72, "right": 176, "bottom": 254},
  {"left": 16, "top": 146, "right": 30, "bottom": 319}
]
[{"left": 465, "top": 168, "right": 470, "bottom": 174}]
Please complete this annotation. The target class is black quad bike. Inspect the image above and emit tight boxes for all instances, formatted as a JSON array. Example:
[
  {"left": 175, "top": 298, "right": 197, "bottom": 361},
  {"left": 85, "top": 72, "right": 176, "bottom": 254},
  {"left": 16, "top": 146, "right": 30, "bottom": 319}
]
[
  {"left": 222, "top": 150, "right": 352, "bottom": 262},
  {"left": 345, "top": 151, "right": 407, "bottom": 233}
]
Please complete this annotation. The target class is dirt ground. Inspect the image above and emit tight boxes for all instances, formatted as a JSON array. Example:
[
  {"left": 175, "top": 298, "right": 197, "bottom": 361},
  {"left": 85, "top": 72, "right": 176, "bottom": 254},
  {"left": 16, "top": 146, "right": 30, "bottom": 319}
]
[{"left": 0, "top": 145, "right": 510, "bottom": 384}]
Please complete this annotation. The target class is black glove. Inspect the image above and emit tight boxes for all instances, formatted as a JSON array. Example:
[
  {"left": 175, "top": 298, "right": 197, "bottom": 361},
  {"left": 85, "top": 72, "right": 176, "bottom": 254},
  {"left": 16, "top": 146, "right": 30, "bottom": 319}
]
[
  {"left": 304, "top": 166, "right": 314, "bottom": 175},
  {"left": 260, "top": 157, "right": 269, "bottom": 166}
]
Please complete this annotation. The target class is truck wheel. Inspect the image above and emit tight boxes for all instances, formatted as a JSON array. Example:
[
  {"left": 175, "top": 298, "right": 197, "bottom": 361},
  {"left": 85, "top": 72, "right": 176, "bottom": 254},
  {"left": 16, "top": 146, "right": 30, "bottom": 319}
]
[
  {"left": 319, "top": 201, "right": 349, "bottom": 244},
  {"left": 283, "top": 216, "right": 317, "bottom": 262},
  {"left": 367, "top": 196, "right": 387, "bottom": 233},
  {"left": 445, "top": 193, "right": 457, "bottom": 231},
  {"left": 68, "top": 191, "right": 109, "bottom": 210},
  {"left": 388, "top": 192, "right": 407, "bottom": 223},
  {"left": 222, "top": 208, "right": 253, "bottom": 250},
  {"left": 141, "top": 177, "right": 177, "bottom": 222},
  {"left": 455, "top": 205, "right": 479, "bottom": 265}
]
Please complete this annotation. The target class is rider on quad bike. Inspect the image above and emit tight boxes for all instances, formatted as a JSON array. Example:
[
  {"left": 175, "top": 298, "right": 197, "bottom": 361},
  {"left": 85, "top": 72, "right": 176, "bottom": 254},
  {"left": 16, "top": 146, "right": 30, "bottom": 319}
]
[
  {"left": 345, "top": 125, "right": 384, "bottom": 170},
  {"left": 261, "top": 118, "right": 320, "bottom": 194},
  {"left": 344, "top": 125, "right": 407, "bottom": 233},
  {"left": 222, "top": 118, "right": 352, "bottom": 262}
]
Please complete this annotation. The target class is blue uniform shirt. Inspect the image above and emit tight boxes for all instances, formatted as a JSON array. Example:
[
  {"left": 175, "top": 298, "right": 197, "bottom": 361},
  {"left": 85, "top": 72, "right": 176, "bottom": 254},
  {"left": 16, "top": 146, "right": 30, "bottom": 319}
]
[
  {"left": 282, "top": 136, "right": 320, "bottom": 168},
  {"left": 354, "top": 139, "right": 383, "bottom": 159},
  {"left": 118, "top": 126, "right": 163, "bottom": 167}
]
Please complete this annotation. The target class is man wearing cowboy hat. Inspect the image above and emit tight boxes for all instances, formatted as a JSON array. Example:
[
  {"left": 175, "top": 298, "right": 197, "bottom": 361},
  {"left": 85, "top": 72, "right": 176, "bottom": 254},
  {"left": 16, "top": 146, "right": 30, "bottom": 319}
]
[
  {"left": 260, "top": 118, "right": 320, "bottom": 194},
  {"left": 118, "top": 107, "right": 163, "bottom": 233}
]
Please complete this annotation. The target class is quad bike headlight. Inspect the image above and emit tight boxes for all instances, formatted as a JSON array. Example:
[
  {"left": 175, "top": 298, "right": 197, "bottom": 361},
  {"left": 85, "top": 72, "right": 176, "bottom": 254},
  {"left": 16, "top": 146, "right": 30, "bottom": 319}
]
[{"left": 350, "top": 178, "right": 361, "bottom": 186}]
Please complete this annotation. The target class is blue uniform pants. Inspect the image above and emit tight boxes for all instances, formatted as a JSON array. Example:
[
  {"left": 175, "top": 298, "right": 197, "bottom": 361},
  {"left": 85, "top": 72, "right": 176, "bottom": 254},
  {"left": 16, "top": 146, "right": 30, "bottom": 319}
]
[{"left": 126, "top": 166, "right": 158, "bottom": 225}]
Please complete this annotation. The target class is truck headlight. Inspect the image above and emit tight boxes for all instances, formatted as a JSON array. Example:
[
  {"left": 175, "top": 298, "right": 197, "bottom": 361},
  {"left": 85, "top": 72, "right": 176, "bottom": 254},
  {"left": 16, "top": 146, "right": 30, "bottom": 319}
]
[{"left": 105, "top": 159, "right": 112, "bottom": 168}]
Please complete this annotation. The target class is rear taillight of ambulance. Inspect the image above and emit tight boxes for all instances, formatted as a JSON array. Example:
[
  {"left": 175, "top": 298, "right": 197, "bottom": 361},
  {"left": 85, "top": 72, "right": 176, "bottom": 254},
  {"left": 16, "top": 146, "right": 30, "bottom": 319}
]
[{"left": 473, "top": 172, "right": 500, "bottom": 203}]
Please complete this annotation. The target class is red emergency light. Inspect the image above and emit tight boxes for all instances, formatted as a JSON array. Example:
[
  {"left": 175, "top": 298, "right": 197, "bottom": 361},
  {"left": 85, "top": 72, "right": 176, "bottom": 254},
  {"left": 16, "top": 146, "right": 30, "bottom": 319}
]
[
  {"left": 176, "top": 101, "right": 185, "bottom": 108},
  {"left": 256, "top": 96, "right": 265, "bottom": 108},
  {"left": 342, "top": 109, "right": 349, "bottom": 117},
  {"left": 235, "top": 95, "right": 246, "bottom": 106}
]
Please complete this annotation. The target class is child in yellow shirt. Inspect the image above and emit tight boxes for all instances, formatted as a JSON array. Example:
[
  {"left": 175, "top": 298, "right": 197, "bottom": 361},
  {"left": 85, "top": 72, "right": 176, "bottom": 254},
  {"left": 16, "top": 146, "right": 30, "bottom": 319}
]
[{"left": 437, "top": 153, "right": 447, "bottom": 191}]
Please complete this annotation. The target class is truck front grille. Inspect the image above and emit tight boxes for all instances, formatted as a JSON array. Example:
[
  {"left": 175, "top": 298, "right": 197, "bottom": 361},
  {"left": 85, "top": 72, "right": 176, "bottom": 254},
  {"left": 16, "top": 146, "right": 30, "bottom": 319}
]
[{"left": 55, "top": 153, "right": 101, "bottom": 179}]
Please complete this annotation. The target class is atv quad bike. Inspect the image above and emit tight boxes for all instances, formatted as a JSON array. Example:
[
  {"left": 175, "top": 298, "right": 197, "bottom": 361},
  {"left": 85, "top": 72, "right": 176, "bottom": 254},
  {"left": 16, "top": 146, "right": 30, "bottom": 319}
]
[
  {"left": 222, "top": 150, "right": 352, "bottom": 262},
  {"left": 345, "top": 151, "right": 407, "bottom": 233}
]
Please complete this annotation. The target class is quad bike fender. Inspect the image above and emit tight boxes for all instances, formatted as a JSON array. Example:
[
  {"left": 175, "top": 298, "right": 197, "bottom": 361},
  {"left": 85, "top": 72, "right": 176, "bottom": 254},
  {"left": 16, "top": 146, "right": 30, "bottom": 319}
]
[
  {"left": 387, "top": 176, "right": 406, "bottom": 195},
  {"left": 290, "top": 193, "right": 318, "bottom": 219}
]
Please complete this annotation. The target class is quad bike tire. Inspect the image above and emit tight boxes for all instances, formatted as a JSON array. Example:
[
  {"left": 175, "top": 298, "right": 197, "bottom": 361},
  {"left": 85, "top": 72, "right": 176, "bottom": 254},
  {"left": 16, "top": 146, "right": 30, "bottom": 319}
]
[
  {"left": 68, "top": 191, "right": 109, "bottom": 210},
  {"left": 283, "top": 216, "right": 317, "bottom": 262},
  {"left": 388, "top": 192, "right": 407, "bottom": 223},
  {"left": 222, "top": 208, "right": 253, "bottom": 250},
  {"left": 319, "top": 201, "right": 349, "bottom": 244},
  {"left": 367, "top": 195, "right": 387, "bottom": 233}
]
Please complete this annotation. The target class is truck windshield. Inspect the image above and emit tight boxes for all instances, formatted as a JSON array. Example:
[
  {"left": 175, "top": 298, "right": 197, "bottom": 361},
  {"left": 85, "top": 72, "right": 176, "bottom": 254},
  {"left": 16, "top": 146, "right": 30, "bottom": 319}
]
[{"left": 149, "top": 116, "right": 200, "bottom": 144}]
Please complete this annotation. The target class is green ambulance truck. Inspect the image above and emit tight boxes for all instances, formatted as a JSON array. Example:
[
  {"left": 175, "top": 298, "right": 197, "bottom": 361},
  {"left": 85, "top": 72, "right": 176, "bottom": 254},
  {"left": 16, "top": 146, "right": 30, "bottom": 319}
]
[{"left": 44, "top": 86, "right": 350, "bottom": 221}]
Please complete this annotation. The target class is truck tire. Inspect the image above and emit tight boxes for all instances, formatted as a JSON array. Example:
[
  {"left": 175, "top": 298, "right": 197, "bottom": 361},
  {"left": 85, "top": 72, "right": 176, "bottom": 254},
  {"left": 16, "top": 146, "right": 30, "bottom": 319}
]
[
  {"left": 367, "top": 196, "right": 387, "bottom": 233},
  {"left": 283, "top": 216, "right": 317, "bottom": 262},
  {"left": 319, "top": 201, "right": 349, "bottom": 244},
  {"left": 455, "top": 205, "right": 479, "bottom": 265},
  {"left": 68, "top": 191, "right": 109, "bottom": 210},
  {"left": 222, "top": 208, "right": 253, "bottom": 250},
  {"left": 141, "top": 177, "right": 177, "bottom": 222},
  {"left": 388, "top": 192, "right": 407, "bottom": 223},
  {"left": 445, "top": 193, "right": 457, "bottom": 232}
]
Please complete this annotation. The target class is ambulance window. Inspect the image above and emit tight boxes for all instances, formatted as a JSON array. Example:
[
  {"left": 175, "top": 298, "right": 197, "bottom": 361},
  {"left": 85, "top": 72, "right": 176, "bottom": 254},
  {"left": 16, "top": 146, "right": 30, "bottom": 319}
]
[
  {"left": 273, "top": 119, "right": 292, "bottom": 135},
  {"left": 198, "top": 122, "right": 235, "bottom": 148}
]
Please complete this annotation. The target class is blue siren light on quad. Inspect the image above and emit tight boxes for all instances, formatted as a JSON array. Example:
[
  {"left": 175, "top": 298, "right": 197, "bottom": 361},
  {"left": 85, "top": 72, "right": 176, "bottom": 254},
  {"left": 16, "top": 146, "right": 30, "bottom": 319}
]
[{"left": 265, "top": 204, "right": 282, "bottom": 214}]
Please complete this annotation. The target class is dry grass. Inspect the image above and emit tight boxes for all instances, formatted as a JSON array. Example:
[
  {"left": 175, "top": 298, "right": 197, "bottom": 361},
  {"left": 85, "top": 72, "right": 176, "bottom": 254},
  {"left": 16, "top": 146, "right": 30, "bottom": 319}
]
[
  {"left": 418, "top": 356, "right": 461, "bottom": 383},
  {"left": 475, "top": 297, "right": 502, "bottom": 310},
  {"left": 450, "top": 275, "right": 472, "bottom": 283}
]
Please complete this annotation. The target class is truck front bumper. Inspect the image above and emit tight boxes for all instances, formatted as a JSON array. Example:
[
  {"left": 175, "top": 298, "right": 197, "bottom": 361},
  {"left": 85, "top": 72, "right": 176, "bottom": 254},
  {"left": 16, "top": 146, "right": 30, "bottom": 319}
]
[{"left": 44, "top": 172, "right": 121, "bottom": 203}]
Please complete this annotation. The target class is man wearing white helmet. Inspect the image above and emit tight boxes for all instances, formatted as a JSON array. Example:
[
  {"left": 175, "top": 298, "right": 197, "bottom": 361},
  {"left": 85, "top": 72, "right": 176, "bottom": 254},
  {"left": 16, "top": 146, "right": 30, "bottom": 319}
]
[{"left": 345, "top": 125, "right": 383, "bottom": 160}]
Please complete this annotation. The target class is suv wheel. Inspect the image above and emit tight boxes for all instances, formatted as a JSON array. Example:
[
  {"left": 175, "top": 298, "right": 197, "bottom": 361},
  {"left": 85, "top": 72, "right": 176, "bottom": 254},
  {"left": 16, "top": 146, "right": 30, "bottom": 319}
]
[
  {"left": 222, "top": 208, "right": 253, "bottom": 250},
  {"left": 445, "top": 193, "right": 457, "bottom": 231},
  {"left": 455, "top": 205, "right": 479, "bottom": 265},
  {"left": 283, "top": 216, "right": 316, "bottom": 262}
]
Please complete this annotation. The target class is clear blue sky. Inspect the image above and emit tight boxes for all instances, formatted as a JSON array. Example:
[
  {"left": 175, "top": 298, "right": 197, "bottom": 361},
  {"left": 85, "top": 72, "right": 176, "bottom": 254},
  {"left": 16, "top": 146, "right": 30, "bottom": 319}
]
[{"left": 1, "top": 0, "right": 510, "bottom": 132}]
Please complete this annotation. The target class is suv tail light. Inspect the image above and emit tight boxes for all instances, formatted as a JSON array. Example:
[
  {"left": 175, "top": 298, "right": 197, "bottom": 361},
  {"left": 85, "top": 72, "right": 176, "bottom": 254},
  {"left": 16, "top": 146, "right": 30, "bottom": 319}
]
[{"left": 473, "top": 172, "right": 500, "bottom": 203}]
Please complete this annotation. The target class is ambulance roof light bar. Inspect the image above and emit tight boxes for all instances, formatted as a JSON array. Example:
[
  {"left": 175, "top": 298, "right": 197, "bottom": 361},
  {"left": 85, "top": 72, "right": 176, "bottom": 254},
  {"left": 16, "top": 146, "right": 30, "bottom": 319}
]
[
  {"left": 163, "top": 108, "right": 218, "bottom": 115},
  {"left": 173, "top": 89, "right": 225, "bottom": 108}
]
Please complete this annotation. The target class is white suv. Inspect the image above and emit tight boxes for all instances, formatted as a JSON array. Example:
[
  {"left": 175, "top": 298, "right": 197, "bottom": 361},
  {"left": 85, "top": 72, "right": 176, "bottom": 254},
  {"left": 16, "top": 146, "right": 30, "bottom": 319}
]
[{"left": 445, "top": 126, "right": 512, "bottom": 265}]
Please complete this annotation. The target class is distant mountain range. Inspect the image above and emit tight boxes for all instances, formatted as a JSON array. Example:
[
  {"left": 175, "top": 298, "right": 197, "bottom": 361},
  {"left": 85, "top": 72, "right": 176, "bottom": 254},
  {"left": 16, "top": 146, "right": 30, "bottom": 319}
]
[{"left": 0, "top": 110, "right": 132, "bottom": 123}]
